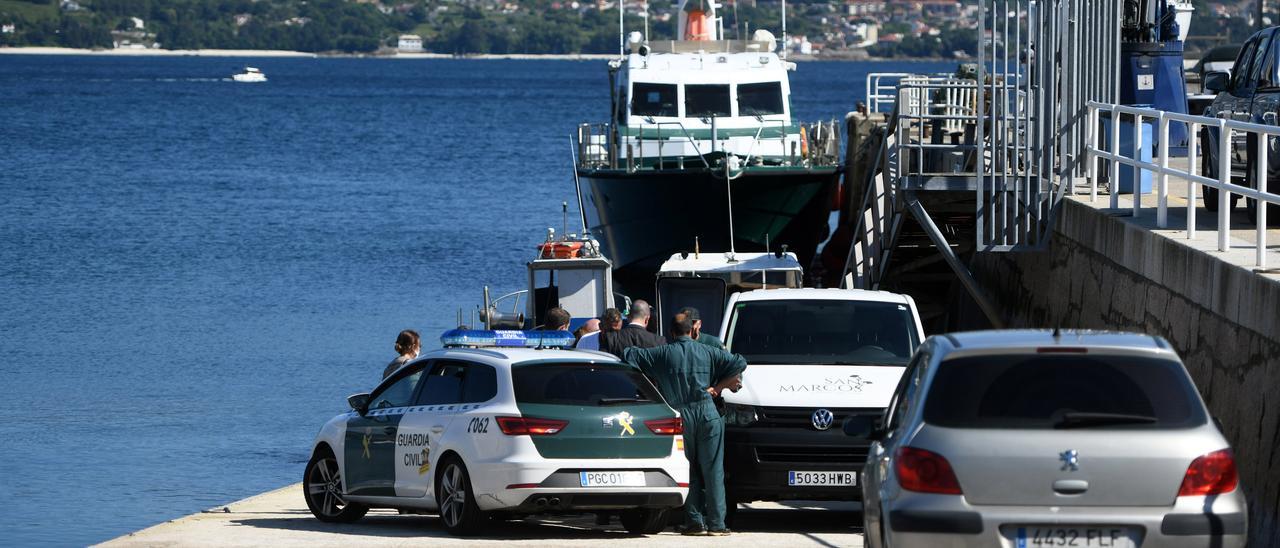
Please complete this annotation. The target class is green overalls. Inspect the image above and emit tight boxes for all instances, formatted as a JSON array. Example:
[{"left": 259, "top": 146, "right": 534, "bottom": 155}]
[{"left": 624, "top": 337, "right": 747, "bottom": 531}]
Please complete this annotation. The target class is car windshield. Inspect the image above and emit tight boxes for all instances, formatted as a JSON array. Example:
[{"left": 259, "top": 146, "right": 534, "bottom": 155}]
[
  {"left": 923, "top": 354, "right": 1207, "bottom": 430},
  {"left": 725, "top": 299, "right": 919, "bottom": 365},
  {"left": 513, "top": 363, "right": 663, "bottom": 406}
]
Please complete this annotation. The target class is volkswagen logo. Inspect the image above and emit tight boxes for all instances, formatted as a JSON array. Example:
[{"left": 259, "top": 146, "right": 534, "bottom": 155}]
[
  {"left": 811, "top": 408, "right": 835, "bottom": 431},
  {"left": 1060, "top": 449, "right": 1080, "bottom": 471}
]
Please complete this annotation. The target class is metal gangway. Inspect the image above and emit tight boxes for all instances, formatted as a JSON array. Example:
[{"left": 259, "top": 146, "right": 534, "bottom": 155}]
[{"left": 840, "top": 0, "right": 1123, "bottom": 328}]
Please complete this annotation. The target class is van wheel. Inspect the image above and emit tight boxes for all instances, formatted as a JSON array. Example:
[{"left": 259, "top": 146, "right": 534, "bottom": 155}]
[
  {"left": 620, "top": 508, "right": 669, "bottom": 535},
  {"left": 303, "top": 448, "right": 368, "bottom": 523},
  {"left": 435, "top": 456, "right": 486, "bottom": 535}
]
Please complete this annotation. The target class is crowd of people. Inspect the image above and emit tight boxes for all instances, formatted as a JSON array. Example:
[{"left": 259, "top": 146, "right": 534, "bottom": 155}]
[{"left": 383, "top": 300, "right": 748, "bottom": 536}]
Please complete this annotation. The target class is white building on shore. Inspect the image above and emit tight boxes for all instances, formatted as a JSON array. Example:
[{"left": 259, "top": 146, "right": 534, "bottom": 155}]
[{"left": 397, "top": 34, "right": 423, "bottom": 52}]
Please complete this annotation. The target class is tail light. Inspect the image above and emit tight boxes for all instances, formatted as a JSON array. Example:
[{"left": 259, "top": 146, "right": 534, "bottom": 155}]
[
  {"left": 895, "top": 446, "right": 963, "bottom": 495},
  {"left": 645, "top": 417, "right": 683, "bottom": 435},
  {"left": 495, "top": 416, "right": 567, "bottom": 436},
  {"left": 1178, "top": 449, "right": 1238, "bottom": 496}
]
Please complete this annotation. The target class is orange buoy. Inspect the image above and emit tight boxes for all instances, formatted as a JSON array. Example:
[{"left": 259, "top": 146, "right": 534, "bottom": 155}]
[
  {"left": 800, "top": 126, "right": 810, "bottom": 159},
  {"left": 537, "top": 241, "right": 583, "bottom": 259}
]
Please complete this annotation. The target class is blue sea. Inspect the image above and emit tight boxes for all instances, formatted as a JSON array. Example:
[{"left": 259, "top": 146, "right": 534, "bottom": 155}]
[{"left": 0, "top": 55, "right": 951, "bottom": 545}]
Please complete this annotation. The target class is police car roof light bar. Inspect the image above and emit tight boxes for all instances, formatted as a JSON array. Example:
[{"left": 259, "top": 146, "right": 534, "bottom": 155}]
[{"left": 440, "top": 329, "right": 576, "bottom": 349}]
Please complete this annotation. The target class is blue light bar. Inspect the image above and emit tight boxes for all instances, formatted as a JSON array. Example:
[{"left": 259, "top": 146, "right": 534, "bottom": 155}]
[{"left": 440, "top": 329, "right": 576, "bottom": 349}]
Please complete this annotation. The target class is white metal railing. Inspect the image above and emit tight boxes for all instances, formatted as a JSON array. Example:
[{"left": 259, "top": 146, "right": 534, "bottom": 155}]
[
  {"left": 867, "top": 73, "right": 912, "bottom": 113},
  {"left": 1085, "top": 101, "right": 1280, "bottom": 268}
]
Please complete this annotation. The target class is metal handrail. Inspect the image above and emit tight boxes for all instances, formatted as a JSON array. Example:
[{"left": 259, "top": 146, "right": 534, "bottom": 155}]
[{"left": 1085, "top": 100, "right": 1280, "bottom": 267}]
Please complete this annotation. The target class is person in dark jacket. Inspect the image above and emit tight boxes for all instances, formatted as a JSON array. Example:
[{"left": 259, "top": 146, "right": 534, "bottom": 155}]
[
  {"left": 678, "top": 307, "right": 724, "bottom": 349},
  {"left": 600, "top": 300, "right": 664, "bottom": 357}
]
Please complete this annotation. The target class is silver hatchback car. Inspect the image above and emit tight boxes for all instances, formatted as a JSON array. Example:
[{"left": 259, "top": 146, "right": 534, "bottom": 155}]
[{"left": 847, "top": 330, "right": 1247, "bottom": 548}]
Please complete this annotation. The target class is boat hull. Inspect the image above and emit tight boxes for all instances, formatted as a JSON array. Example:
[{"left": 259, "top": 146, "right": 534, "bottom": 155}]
[{"left": 579, "top": 166, "right": 838, "bottom": 288}]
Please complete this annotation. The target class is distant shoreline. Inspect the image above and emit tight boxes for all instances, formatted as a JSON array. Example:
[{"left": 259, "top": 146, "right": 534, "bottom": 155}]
[{"left": 0, "top": 46, "right": 958, "bottom": 63}]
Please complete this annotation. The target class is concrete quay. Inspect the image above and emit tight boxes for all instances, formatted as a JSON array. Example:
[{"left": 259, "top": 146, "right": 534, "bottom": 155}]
[
  {"left": 100, "top": 484, "right": 864, "bottom": 547},
  {"left": 971, "top": 171, "right": 1280, "bottom": 548}
]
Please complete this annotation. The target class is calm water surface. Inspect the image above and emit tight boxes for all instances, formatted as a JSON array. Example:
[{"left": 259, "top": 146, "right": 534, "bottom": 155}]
[{"left": 0, "top": 55, "right": 951, "bottom": 545}]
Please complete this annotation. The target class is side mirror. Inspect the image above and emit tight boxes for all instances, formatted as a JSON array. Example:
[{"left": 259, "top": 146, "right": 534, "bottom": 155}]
[
  {"left": 842, "top": 415, "right": 885, "bottom": 441},
  {"left": 347, "top": 393, "right": 370, "bottom": 415},
  {"left": 1204, "top": 71, "right": 1230, "bottom": 93}
]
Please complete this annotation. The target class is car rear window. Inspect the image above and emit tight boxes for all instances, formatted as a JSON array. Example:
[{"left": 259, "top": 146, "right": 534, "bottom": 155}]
[
  {"left": 513, "top": 363, "right": 664, "bottom": 406},
  {"left": 923, "top": 354, "right": 1206, "bottom": 429}
]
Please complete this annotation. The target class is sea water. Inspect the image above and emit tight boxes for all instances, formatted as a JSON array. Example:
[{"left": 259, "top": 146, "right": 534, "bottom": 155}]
[{"left": 0, "top": 55, "right": 952, "bottom": 545}]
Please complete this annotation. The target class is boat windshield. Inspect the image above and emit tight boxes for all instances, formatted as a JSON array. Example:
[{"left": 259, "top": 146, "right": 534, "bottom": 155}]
[
  {"left": 686, "top": 84, "right": 731, "bottom": 117},
  {"left": 737, "top": 82, "right": 784, "bottom": 116},
  {"left": 632, "top": 82, "right": 678, "bottom": 117}
]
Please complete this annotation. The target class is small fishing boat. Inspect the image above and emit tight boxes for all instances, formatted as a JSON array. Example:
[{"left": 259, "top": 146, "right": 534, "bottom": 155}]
[{"left": 232, "top": 67, "right": 267, "bottom": 83}]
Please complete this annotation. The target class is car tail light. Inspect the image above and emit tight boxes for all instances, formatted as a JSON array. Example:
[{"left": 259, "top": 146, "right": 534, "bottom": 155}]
[
  {"left": 895, "top": 447, "right": 963, "bottom": 495},
  {"left": 1178, "top": 449, "right": 1238, "bottom": 496},
  {"left": 495, "top": 416, "right": 567, "bottom": 436},
  {"left": 645, "top": 417, "right": 683, "bottom": 435}
]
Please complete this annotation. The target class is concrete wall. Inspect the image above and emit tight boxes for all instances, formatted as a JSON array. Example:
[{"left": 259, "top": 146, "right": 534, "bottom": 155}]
[{"left": 970, "top": 199, "right": 1280, "bottom": 547}]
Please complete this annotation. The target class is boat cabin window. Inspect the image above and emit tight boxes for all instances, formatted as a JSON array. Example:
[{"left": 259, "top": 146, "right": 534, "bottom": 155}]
[
  {"left": 632, "top": 82, "right": 679, "bottom": 117},
  {"left": 685, "top": 84, "right": 732, "bottom": 117},
  {"left": 737, "top": 82, "right": 784, "bottom": 116}
]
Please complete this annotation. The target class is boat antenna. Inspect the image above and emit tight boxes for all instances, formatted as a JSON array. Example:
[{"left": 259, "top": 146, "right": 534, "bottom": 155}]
[
  {"left": 562, "top": 201, "right": 569, "bottom": 240},
  {"left": 568, "top": 136, "right": 589, "bottom": 236},
  {"left": 780, "top": 0, "right": 788, "bottom": 60},
  {"left": 643, "top": 1, "right": 649, "bottom": 42},
  {"left": 724, "top": 154, "right": 737, "bottom": 260},
  {"left": 618, "top": 0, "right": 625, "bottom": 57}
]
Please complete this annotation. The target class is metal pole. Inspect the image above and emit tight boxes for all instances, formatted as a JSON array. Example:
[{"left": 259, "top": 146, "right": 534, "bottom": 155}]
[
  {"left": 619, "top": 0, "right": 625, "bottom": 57},
  {"left": 781, "top": 0, "right": 788, "bottom": 60}
]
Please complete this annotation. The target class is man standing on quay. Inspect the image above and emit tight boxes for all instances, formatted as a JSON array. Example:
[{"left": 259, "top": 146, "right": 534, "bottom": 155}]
[{"left": 624, "top": 313, "right": 747, "bottom": 536}]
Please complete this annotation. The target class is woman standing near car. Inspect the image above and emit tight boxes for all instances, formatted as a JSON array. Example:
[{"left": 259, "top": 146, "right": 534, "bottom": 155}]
[{"left": 382, "top": 330, "right": 419, "bottom": 379}]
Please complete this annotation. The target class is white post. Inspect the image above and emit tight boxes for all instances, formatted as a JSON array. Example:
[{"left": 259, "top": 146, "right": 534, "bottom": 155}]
[
  {"left": 1258, "top": 132, "right": 1268, "bottom": 268},
  {"left": 1218, "top": 121, "right": 1230, "bottom": 252},
  {"left": 1157, "top": 113, "right": 1169, "bottom": 228},
  {"left": 1188, "top": 122, "right": 1198, "bottom": 240},
  {"left": 1088, "top": 105, "right": 1098, "bottom": 201},
  {"left": 1110, "top": 106, "right": 1120, "bottom": 209},
  {"left": 1133, "top": 112, "right": 1143, "bottom": 218}
]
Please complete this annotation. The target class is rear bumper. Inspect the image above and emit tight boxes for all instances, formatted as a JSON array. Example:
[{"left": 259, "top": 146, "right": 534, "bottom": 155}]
[
  {"left": 509, "top": 491, "right": 684, "bottom": 512},
  {"left": 724, "top": 426, "right": 869, "bottom": 502},
  {"left": 472, "top": 457, "right": 689, "bottom": 511},
  {"left": 880, "top": 492, "right": 1248, "bottom": 548}
]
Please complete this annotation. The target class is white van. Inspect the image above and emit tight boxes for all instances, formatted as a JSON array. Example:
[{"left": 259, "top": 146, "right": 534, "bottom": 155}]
[{"left": 717, "top": 288, "right": 925, "bottom": 516}]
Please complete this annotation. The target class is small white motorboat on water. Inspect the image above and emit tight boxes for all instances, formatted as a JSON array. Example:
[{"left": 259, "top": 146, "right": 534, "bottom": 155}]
[{"left": 232, "top": 67, "right": 266, "bottom": 83}]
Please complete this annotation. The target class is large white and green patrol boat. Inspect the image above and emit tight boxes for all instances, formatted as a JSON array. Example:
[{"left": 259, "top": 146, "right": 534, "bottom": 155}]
[{"left": 573, "top": 0, "right": 841, "bottom": 291}]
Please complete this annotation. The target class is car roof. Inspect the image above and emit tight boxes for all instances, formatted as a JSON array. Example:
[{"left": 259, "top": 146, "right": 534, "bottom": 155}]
[
  {"left": 419, "top": 347, "right": 624, "bottom": 368},
  {"left": 731, "top": 287, "right": 912, "bottom": 304},
  {"left": 938, "top": 329, "right": 1172, "bottom": 354}
]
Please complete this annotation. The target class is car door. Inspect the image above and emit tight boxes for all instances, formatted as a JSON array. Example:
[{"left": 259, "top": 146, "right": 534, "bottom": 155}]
[
  {"left": 344, "top": 363, "right": 426, "bottom": 497},
  {"left": 391, "top": 360, "right": 467, "bottom": 499},
  {"left": 863, "top": 350, "right": 927, "bottom": 545}
]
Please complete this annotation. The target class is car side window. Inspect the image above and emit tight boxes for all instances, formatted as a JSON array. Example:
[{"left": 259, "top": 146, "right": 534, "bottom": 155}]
[
  {"left": 415, "top": 361, "right": 467, "bottom": 405},
  {"left": 461, "top": 363, "right": 498, "bottom": 403},
  {"left": 1250, "top": 31, "right": 1278, "bottom": 88},
  {"left": 884, "top": 352, "right": 927, "bottom": 433},
  {"left": 1231, "top": 36, "right": 1260, "bottom": 91},
  {"left": 368, "top": 368, "right": 425, "bottom": 410}
]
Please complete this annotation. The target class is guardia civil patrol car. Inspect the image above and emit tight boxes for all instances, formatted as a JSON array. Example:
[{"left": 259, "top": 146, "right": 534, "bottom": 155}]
[{"left": 304, "top": 330, "right": 689, "bottom": 535}]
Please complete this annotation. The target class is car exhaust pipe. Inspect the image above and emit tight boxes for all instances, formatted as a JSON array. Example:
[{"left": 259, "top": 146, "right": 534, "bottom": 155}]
[
  {"left": 548, "top": 497, "right": 561, "bottom": 507},
  {"left": 534, "top": 497, "right": 548, "bottom": 508}
]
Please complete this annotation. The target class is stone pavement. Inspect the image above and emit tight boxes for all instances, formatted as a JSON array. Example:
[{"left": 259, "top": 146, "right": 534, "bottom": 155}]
[{"left": 99, "top": 484, "right": 865, "bottom": 548}]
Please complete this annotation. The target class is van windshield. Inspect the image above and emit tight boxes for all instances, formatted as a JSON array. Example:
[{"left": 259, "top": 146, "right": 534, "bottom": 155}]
[{"left": 725, "top": 300, "right": 919, "bottom": 365}]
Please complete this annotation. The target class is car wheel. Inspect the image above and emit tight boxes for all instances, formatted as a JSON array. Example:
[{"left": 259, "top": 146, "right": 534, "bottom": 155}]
[
  {"left": 435, "top": 456, "right": 486, "bottom": 535},
  {"left": 303, "top": 448, "right": 369, "bottom": 523},
  {"left": 620, "top": 507, "right": 670, "bottom": 535},
  {"left": 1202, "top": 127, "right": 1230, "bottom": 212},
  {"left": 1245, "top": 133, "right": 1280, "bottom": 226}
]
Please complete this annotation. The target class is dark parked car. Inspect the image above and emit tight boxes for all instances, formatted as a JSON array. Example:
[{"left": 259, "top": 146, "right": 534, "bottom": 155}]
[{"left": 1203, "top": 27, "right": 1280, "bottom": 223}]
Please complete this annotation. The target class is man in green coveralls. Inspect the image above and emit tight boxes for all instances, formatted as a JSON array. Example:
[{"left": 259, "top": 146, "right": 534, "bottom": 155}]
[{"left": 624, "top": 313, "right": 747, "bottom": 536}]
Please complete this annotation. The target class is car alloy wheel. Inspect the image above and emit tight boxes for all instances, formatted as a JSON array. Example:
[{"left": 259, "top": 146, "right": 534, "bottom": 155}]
[
  {"left": 439, "top": 463, "right": 467, "bottom": 528},
  {"left": 303, "top": 450, "right": 367, "bottom": 523}
]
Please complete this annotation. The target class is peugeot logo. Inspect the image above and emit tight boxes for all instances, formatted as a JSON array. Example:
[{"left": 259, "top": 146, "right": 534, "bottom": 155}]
[
  {"left": 1060, "top": 449, "right": 1080, "bottom": 471},
  {"left": 811, "top": 408, "right": 835, "bottom": 431}
]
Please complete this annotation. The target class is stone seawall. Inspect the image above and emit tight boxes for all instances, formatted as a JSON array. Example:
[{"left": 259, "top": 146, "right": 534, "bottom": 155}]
[{"left": 970, "top": 198, "right": 1280, "bottom": 547}]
